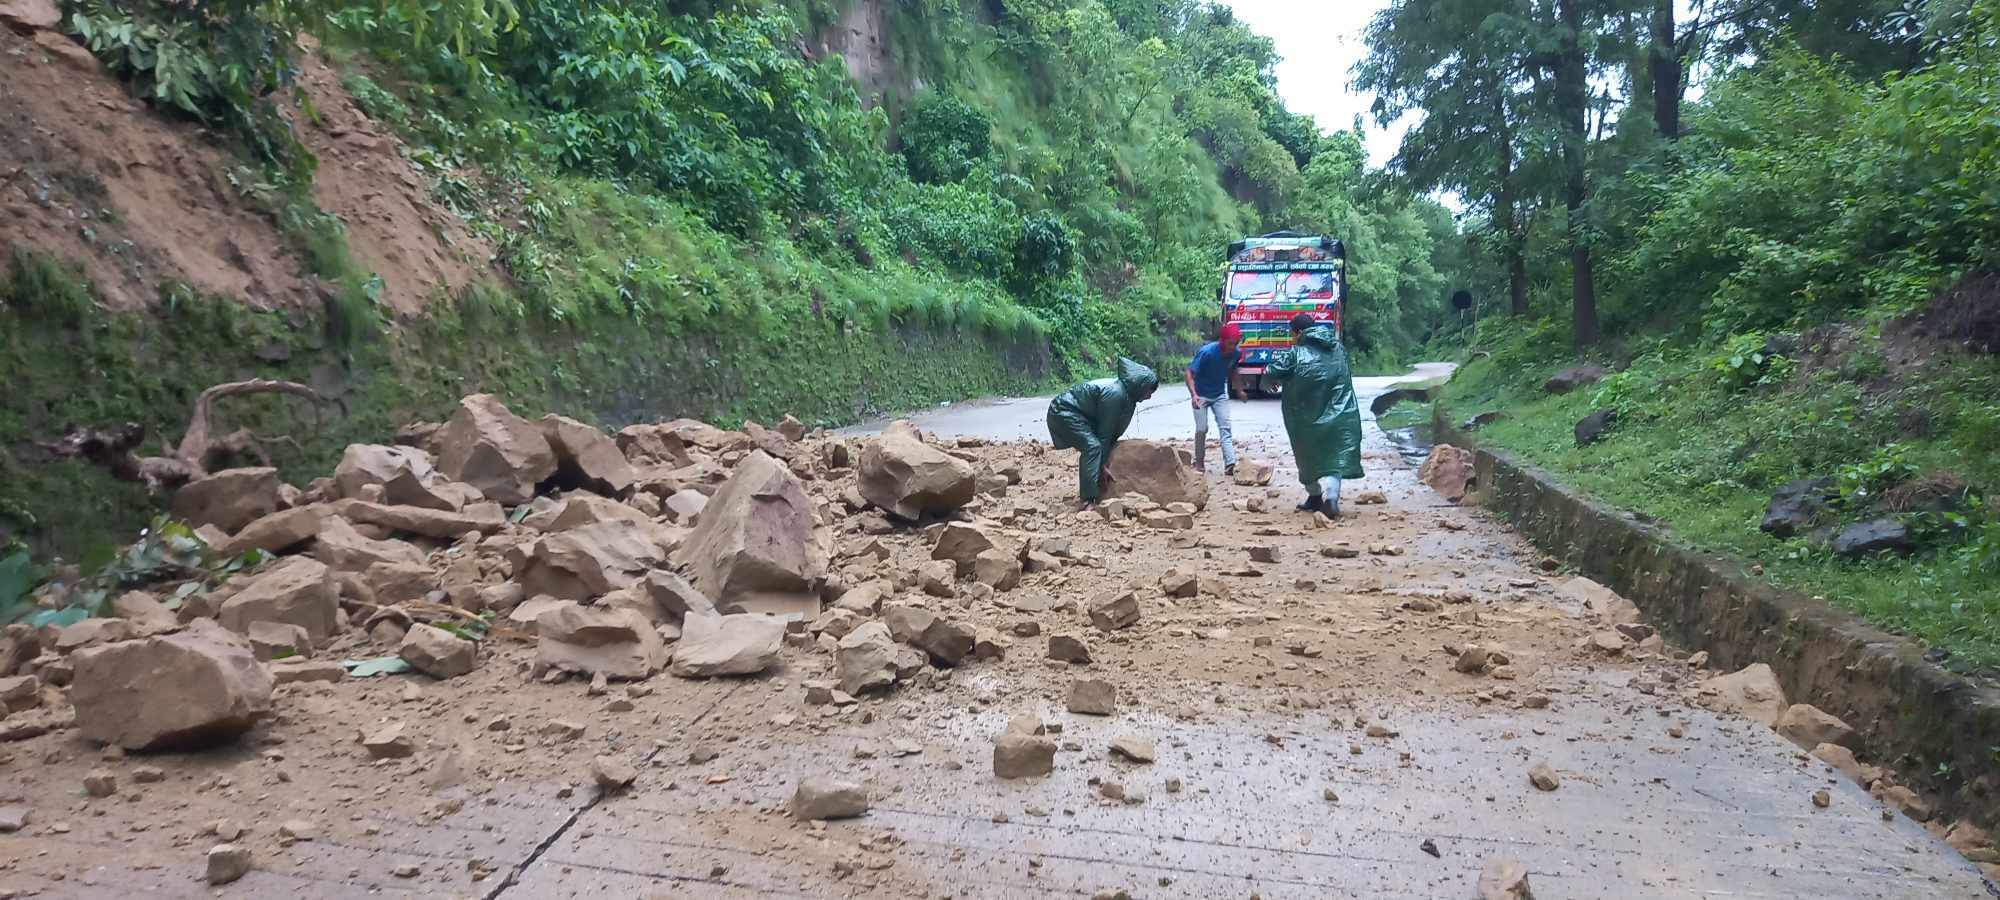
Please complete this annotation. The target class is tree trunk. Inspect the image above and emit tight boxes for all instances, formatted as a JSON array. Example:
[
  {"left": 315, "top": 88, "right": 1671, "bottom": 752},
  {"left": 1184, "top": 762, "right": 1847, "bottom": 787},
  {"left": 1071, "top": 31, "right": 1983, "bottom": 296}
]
[
  {"left": 1557, "top": 0, "right": 1599, "bottom": 346},
  {"left": 1491, "top": 92, "right": 1529, "bottom": 316},
  {"left": 1650, "top": 0, "right": 1681, "bottom": 138}
]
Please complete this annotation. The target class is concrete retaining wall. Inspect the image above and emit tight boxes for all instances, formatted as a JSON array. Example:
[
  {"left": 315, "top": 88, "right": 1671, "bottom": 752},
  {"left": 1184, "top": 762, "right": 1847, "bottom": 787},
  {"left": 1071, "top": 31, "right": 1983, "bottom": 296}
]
[{"left": 1436, "top": 409, "right": 2000, "bottom": 828}]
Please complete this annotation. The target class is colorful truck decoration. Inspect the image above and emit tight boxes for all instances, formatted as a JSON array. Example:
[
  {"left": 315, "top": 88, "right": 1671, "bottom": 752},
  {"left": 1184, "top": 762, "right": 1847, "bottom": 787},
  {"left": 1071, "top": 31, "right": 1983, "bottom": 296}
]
[{"left": 1221, "top": 231, "right": 1346, "bottom": 396}]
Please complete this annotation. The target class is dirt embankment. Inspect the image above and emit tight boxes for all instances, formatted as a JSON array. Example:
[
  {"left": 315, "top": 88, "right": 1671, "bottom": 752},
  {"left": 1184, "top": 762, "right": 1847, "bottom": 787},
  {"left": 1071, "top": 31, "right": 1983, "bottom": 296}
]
[{"left": 0, "top": 14, "right": 491, "bottom": 315}]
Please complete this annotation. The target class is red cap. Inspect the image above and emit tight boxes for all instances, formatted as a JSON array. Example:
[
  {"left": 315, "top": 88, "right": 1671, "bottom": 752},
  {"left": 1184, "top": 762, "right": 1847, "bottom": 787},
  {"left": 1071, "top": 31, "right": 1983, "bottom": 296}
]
[{"left": 1219, "top": 323, "right": 1242, "bottom": 345}]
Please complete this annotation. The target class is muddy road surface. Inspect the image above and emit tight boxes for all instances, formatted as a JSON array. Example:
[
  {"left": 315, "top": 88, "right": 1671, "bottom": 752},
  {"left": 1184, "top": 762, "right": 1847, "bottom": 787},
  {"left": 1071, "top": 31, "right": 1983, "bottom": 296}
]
[{"left": 0, "top": 368, "right": 1986, "bottom": 899}]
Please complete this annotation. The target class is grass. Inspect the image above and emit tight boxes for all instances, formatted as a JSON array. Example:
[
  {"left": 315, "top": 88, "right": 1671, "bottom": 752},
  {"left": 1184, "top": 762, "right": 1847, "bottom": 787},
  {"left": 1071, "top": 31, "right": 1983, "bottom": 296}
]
[{"left": 1442, "top": 320, "right": 2000, "bottom": 671}]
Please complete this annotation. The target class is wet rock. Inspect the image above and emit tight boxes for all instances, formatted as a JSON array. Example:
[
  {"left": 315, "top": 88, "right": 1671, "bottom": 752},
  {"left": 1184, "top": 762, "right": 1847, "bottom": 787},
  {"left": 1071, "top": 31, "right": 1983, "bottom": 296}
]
[
  {"left": 1048, "top": 634, "right": 1092, "bottom": 664},
  {"left": 1419, "top": 445, "right": 1476, "bottom": 503},
  {"left": 1700, "top": 663, "right": 1788, "bottom": 726},
  {"left": 836, "top": 622, "right": 899, "bottom": 694},
  {"left": 1232, "top": 460, "right": 1274, "bottom": 486},
  {"left": 1831, "top": 519, "right": 1914, "bottom": 558},
  {"left": 1088, "top": 590, "right": 1140, "bottom": 632},
  {"left": 436, "top": 394, "right": 557, "bottom": 504},
  {"left": 71, "top": 619, "right": 272, "bottom": 750},
  {"left": 540, "top": 414, "right": 637, "bottom": 496},
  {"left": 1760, "top": 477, "right": 1835, "bottom": 538},
  {"left": 172, "top": 467, "right": 284, "bottom": 534},
  {"left": 676, "top": 452, "right": 825, "bottom": 616},
  {"left": 1108, "top": 735, "right": 1155, "bottom": 763},
  {"left": 1477, "top": 858, "right": 1534, "bottom": 900},
  {"left": 591, "top": 755, "right": 638, "bottom": 793},
  {"left": 1574, "top": 409, "right": 1618, "bottom": 446},
  {"left": 1776, "top": 703, "right": 1855, "bottom": 749},
  {"left": 537, "top": 604, "right": 667, "bottom": 680},
  {"left": 993, "top": 732, "right": 1057, "bottom": 779},
  {"left": 858, "top": 422, "right": 976, "bottom": 520},
  {"left": 791, "top": 776, "right": 870, "bottom": 820},
  {"left": 1104, "top": 440, "right": 1209, "bottom": 510},
  {"left": 1067, "top": 678, "right": 1116, "bottom": 716},
  {"left": 1543, "top": 365, "right": 1608, "bottom": 394},
  {"left": 206, "top": 844, "right": 252, "bottom": 885},
  {"left": 1527, "top": 761, "right": 1560, "bottom": 791},
  {"left": 669, "top": 614, "right": 785, "bottom": 677},
  {"left": 399, "top": 624, "right": 477, "bottom": 679}
]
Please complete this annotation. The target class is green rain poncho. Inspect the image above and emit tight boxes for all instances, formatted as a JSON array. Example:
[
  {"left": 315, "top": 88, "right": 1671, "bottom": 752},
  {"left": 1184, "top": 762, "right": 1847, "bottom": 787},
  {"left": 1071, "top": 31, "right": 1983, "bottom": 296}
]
[
  {"left": 1267, "top": 324, "right": 1364, "bottom": 485},
  {"left": 1046, "top": 357, "right": 1160, "bottom": 501}
]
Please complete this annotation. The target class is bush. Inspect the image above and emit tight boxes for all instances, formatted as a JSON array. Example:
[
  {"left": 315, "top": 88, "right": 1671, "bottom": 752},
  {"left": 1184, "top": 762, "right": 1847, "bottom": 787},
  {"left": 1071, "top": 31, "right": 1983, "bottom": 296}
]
[{"left": 899, "top": 92, "right": 992, "bottom": 185}]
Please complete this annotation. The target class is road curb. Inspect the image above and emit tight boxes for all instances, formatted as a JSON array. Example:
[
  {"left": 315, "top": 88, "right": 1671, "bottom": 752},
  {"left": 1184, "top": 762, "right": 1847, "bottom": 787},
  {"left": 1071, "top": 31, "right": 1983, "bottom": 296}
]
[{"left": 1435, "top": 405, "right": 2000, "bottom": 833}]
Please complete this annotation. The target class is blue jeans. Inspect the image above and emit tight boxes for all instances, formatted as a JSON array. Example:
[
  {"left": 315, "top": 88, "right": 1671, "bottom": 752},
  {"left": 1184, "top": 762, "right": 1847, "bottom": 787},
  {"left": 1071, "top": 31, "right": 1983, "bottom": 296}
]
[{"left": 1192, "top": 396, "right": 1237, "bottom": 466}]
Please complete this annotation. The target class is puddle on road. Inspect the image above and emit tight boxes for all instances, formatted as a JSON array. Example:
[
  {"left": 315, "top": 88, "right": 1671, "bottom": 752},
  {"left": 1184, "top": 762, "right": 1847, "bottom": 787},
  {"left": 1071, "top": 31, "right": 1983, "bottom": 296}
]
[{"left": 1379, "top": 418, "right": 1435, "bottom": 467}]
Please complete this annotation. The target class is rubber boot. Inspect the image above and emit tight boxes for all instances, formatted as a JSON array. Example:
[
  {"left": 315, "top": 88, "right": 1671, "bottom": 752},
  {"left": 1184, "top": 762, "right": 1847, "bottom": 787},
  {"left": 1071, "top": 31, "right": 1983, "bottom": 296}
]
[{"left": 1192, "top": 439, "right": 1206, "bottom": 473}]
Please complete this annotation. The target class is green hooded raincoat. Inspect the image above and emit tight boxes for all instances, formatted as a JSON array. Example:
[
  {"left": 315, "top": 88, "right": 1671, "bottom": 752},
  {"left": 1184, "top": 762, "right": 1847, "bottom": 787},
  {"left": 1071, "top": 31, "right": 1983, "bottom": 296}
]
[
  {"left": 1266, "top": 324, "right": 1364, "bottom": 485},
  {"left": 1046, "top": 357, "right": 1160, "bottom": 501}
]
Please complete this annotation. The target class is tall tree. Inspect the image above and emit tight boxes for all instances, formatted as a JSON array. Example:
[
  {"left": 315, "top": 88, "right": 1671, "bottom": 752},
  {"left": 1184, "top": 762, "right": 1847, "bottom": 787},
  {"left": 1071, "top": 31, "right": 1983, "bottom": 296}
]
[
  {"left": 1549, "top": 0, "right": 1599, "bottom": 345},
  {"left": 1357, "top": 0, "right": 1541, "bottom": 317}
]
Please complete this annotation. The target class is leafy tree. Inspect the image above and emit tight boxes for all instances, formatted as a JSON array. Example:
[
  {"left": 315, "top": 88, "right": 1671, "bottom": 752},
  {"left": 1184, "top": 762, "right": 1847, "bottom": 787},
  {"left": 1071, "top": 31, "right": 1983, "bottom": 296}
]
[{"left": 899, "top": 92, "right": 992, "bottom": 184}]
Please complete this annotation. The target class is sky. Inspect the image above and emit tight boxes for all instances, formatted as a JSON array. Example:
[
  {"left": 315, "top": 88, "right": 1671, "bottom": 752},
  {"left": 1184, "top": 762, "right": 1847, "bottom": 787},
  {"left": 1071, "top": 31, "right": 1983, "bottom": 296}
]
[{"left": 1220, "top": 0, "right": 1409, "bottom": 168}]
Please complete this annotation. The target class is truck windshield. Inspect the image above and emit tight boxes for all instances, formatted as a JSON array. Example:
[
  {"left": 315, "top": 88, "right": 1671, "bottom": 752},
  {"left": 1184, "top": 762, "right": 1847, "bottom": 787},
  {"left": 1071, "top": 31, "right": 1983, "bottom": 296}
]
[
  {"left": 1230, "top": 271, "right": 1336, "bottom": 302},
  {"left": 1228, "top": 272, "right": 1276, "bottom": 300},
  {"left": 1283, "top": 272, "right": 1336, "bottom": 299}
]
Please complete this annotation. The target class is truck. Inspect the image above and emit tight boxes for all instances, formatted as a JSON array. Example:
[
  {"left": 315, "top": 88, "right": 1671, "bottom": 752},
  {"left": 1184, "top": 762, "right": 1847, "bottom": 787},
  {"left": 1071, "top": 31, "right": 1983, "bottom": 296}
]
[{"left": 1221, "top": 231, "right": 1347, "bottom": 397}]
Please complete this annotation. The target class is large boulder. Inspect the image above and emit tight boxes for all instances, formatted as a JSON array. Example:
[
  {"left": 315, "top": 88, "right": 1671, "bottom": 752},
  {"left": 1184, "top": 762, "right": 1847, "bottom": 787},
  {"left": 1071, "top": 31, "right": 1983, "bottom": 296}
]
[
  {"left": 1574, "top": 409, "right": 1618, "bottom": 446},
  {"left": 435, "top": 394, "right": 557, "bottom": 505},
  {"left": 857, "top": 422, "right": 976, "bottom": 520},
  {"left": 1543, "top": 365, "right": 1609, "bottom": 394},
  {"left": 219, "top": 556, "right": 339, "bottom": 645},
  {"left": 69, "top": 619, "right": 273, "bottom": 750},
  {"left": 540, "top": 414, "right": 637, "bottom": 496},
  {"left": 675, "top": 452, "right": 826, "bottom": 617},
  {"left": 331, "top": 445, "right": 442, "bottom": 507},
  {"left": 172, "top": 468, "right": 284, "bottom": 534},
  {"left": 1760, "top": 477, "right": 1835, "bottom": 539},
  {"left": 545, "top": 492, "right": 650, "bottom": 532},
  {"left": 310, "top": 517, "right": 425, "bottom": 573},
  {"left": 1776, "top": 703, "right": 1856, "bottom": 749},
  {"left": 1700, "top": 663, "right": 1788, "bottom": 726},
  {"left": 613, "top": 424, "right": 691, "bottom": 467},
  {"left": 668, "top": 614, "right": 785, "bottom": 677},
  {"left": 333, "top": 500, "right": 507, "bottom": 539},
  {"left": 1103, "top": 440, "right": 1209, "bottom": 510},
  {"left": 1831, "top": 519, "right": 1914, "bottom": 559},
  {"left": 536, "top": 604, "right": 666, "bottom": 680},
  {"left": 220, "top": 505, "right": 330, "bottom": 555},
  {"left": 1419, "top": 444, "right": 1475, "bottom": 503},
  {"left": 512, "top": 521, "right": 673, "bottom": 601},
  {"left": 1, "top": 0, "right": 63, "bottom": 33}
]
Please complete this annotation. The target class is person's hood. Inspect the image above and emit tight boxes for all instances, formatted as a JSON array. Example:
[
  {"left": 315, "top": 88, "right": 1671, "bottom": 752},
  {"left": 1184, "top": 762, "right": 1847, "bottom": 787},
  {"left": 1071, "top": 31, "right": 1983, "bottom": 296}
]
[
  {"left": 1296, "top": 324, "right": 1340, "bottom": 350},
  {"left": 1115, "top": 357, "right": 1159, "bottom": 395}
]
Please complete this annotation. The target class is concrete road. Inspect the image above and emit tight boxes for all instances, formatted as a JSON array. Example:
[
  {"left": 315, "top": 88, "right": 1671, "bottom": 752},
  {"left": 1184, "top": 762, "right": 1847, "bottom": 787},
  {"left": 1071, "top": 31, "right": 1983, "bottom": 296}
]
[{"left": 842, "top": 362, "right": 1458, "bottom": 452}]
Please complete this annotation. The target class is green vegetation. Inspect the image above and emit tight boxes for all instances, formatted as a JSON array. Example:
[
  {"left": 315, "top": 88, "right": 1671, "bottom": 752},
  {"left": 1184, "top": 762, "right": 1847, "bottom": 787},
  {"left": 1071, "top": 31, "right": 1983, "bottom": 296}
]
[{"left": 1379, "top": 0, "right": 2000, "bottom": 666}]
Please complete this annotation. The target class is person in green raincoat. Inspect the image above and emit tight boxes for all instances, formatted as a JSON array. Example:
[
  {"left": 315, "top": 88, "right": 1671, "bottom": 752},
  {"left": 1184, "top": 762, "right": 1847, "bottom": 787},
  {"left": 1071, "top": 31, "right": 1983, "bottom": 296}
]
[
  {"left": 1046, "top": 357, "right": 1160, "bottom": 507},
  {"left": 1266, "top": 313, "right": 1364, "bottom": 516}
]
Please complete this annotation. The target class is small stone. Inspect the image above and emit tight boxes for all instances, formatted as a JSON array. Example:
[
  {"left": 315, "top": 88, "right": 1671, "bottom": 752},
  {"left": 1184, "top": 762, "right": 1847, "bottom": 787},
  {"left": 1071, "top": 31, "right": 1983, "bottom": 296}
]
[
  {"left": 1527, "top": 761, "right": 1560, "bottom": 792},
  {"left": 360, "top": 722, "right": 416, "bottom": 759},
  {"left": 278, "top": 819, "right": 318, "bottom": 843},
  {"left": 1364, "top": 722, "right": 1397, "bottom": 738},
  {"left": 206, "top": 844, "right": 252, "bottom": 885},
  {"left": 82, "top": 769, "right": 117, "bottom": 798},
  {"left": 131, "top": 765, "right": 165, "bottom": 784},
  {"left": 1812, "top": 789, "right": 1831, "bottom": 809},
  {"left": 993, "top": 733, "right": 1057, "bottom": 779},
  {"left": 1047, "top": 634, "right": 1091, "bottom": 664},
  {"left": 791, "top": 776, "right": 870, "bottom": 820},
  {"left": 1322, "top": 787, "right": 1338, "bottom": 802},
  {"left": 1321, "top": 544, "right": 1360, "bottom": 559},
  {"left": 392, "top": 862, "right": 420, "bottom": 878},
  {"left": 543, "top": 720, "right": 587, "bottom": 742},
  {"left": 1165, "top": 778, "right": 1183, "bottom": 794},
  {"left": 1108, "top": 735, "right": 1155, "bottom": 763},
  {"left": 1067, "top": 679, "right": 1116, "bottom": 716},
  {"left": 0, "top": 806, "right": 30, "bottom": 833},
  {"left": 1476, "top": 858, "right": 1534, "bottom": 900},
  {"left": 207, "top": 819, "right": 246, "bottom": 841},
  {"left": 591, "top": 755, "right": 638, "bottom": 792}
]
